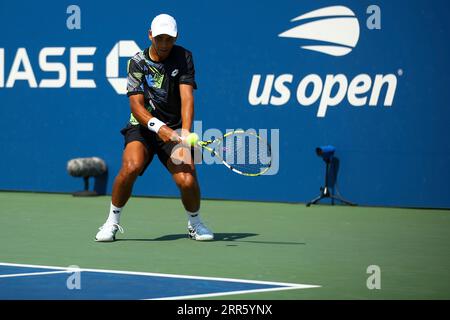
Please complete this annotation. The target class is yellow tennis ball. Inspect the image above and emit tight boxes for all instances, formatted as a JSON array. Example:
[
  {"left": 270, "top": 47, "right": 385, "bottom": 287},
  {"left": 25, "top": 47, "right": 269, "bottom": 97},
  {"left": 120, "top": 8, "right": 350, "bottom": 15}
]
[{"left": 185, "top": 133, "right": 199, "bottom": 146}]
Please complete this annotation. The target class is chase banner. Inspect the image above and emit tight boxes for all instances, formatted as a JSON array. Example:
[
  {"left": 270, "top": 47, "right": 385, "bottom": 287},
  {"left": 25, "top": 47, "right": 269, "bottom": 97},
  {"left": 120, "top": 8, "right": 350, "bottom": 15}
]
[{"left": 0, "top": 0, "right": 449, "bottom": 208}]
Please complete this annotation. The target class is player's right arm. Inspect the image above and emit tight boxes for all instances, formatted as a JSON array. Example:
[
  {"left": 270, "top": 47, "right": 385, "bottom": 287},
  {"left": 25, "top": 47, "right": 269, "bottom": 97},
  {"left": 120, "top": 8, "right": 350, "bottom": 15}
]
[
  {"left": 129, "top": 94, "right": 180, "bottom": 143},
  {"left": 127, "top": 58, "right": 180, "bottom": 143}
]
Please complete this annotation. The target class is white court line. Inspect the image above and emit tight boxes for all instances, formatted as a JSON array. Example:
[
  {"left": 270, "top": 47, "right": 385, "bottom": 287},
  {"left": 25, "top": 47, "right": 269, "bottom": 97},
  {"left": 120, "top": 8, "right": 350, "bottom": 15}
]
[
  {"left": 0, "top": 262, "right": 69, "bottom": 272},
  {"left": 150, "top": 286, "right": 320, "bottom": 300},
  {"left": 0, "top": 270, "right": 69, "bottom": 279},
  {"left": 0, "top": 262, "right": 319, "bottom": 287},
  {"left": 0, "top": 262, "right": 321, "bottom": 299}
]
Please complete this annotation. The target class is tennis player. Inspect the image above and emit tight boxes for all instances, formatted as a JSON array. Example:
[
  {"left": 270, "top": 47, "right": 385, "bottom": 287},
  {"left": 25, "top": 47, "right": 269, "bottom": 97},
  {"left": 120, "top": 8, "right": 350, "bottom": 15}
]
[{"left": 95, "top": 14, "right": 213, "bottom": 242}]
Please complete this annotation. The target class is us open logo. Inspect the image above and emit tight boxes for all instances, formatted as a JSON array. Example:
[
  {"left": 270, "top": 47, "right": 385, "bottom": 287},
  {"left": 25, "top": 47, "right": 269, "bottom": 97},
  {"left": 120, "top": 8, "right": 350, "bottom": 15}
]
[
  {"left": 248, "top": 4, "right": 399, "bottom": 117},
  {"left": 278, "top": 6, "right": 360, "bottom": 57}
]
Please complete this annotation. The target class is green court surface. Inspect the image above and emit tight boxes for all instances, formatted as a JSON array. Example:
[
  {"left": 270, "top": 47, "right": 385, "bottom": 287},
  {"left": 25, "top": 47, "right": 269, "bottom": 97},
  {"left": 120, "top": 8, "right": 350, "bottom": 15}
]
[{"left": 0, "top": 191, "right": 449, "bottom": 299}]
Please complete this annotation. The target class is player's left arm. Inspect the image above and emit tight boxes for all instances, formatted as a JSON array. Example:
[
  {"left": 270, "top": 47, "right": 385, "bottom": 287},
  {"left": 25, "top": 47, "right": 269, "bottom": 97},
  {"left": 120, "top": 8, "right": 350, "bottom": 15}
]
[
  {"left": 180, "top": 84, "right": 194, "bottom": 134},
  {"left": 179, "top": 50, "right": 197, "bottom": 136}
]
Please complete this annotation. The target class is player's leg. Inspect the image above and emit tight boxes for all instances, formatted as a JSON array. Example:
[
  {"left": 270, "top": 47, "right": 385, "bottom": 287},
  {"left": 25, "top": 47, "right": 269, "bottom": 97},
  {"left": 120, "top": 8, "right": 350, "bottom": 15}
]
[
  {"left": 95, "top": 141, "right": 150, "bottom": 242},
  {"left": 167, "top": 157, "right": 201, "bottom": 212},
  {"left": 112, "top": 141, "right": 150, "bottom": 207},
  {"left": 165, "top": 146, "right": 214, "bottom": 241}
]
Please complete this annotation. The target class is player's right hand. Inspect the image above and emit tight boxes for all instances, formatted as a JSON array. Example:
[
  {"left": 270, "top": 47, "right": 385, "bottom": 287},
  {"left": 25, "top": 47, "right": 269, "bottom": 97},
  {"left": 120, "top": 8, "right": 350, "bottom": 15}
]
[{"left": 158, "top": 125, "right": 181, "bottom": 143}]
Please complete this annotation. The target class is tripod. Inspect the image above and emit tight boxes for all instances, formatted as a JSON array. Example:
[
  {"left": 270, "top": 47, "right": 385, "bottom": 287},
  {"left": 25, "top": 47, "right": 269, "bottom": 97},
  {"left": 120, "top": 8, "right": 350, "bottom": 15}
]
[
  {"left": 73, "top": 176, "right": 99, "bottom": 197},
  {"left": 306, "top": 157, "right": 356, "bottom": 207}
]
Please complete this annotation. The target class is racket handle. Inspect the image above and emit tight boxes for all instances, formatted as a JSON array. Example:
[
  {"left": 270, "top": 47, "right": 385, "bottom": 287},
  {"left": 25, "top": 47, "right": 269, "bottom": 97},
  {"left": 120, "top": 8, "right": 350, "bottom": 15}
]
[{"left": 170, "top": 133, "right": 182, "bottom": 143}]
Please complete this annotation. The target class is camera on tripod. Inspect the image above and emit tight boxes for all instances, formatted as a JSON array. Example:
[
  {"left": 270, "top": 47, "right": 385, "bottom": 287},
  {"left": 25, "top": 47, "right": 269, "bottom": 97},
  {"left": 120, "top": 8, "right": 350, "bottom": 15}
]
[
  {"left": 306, "top": 145, "right": 356, "bottom": 207},
  {"left": 315, "top": 145, "right": 335, "bottom": 162}
]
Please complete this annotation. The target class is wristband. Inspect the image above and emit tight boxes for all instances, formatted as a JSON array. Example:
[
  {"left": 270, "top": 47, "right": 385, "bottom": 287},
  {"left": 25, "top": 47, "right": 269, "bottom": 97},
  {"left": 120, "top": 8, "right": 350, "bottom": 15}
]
[{"left": 147, "top": 117, "right": 165, "bottom": 133}]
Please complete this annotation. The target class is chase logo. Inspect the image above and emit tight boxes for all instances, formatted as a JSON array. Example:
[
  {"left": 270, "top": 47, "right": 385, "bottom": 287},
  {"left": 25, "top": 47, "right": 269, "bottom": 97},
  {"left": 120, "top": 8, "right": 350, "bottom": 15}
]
[
  {"left": 278, "top": 6, "right": 360, "bottom": 57},
  {"left": 106, "top": 40, "right": 141, "bottom": 94}
]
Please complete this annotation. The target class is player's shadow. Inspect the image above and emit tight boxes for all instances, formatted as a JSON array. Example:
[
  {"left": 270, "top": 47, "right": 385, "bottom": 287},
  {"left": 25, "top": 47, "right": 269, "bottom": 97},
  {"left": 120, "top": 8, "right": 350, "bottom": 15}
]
[{"left": 117, "top": 233, "right": 305, "bottom": 245}]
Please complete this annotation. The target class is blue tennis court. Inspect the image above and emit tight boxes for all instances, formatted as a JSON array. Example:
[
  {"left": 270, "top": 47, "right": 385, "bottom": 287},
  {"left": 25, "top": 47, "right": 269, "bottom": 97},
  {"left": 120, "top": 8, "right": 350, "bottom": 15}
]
[{"left": 0, "top": 263, "right": 319, "bottom": 300}]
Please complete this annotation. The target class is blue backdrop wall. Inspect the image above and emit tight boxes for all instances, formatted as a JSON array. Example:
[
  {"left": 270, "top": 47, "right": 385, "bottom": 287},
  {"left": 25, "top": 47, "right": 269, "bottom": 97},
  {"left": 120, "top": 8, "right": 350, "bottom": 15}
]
[{"left": 1, "top": 0, "right": 449, "bottom": 208}]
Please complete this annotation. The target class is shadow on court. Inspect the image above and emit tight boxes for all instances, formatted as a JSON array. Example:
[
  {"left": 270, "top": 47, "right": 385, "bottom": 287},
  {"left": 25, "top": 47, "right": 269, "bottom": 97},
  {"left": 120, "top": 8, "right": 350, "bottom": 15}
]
[{"left": 116, "top": 233, "right": 305, "bottom": 245}]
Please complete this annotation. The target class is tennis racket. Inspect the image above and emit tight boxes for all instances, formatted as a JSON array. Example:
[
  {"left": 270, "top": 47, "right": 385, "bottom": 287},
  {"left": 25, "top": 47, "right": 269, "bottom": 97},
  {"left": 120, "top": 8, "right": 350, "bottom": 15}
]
[{"left": 195, "top": 130, "right": 272, "bottom": 177}]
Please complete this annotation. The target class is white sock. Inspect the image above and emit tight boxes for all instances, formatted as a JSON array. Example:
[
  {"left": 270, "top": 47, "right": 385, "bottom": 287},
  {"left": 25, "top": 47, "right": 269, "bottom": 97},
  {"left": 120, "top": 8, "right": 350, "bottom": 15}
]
[
  {"left": 186, "top": 210, "right": 201, "bottom": 227},
  {"left": 106, "top": 202, "right": 122, "bottom": 225}
]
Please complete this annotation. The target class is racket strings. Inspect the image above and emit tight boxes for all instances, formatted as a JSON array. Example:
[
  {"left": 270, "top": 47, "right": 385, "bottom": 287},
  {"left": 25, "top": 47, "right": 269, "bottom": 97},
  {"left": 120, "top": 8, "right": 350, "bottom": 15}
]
[{"left": 222, "top": 133, "right": 271, "bottom": 174}]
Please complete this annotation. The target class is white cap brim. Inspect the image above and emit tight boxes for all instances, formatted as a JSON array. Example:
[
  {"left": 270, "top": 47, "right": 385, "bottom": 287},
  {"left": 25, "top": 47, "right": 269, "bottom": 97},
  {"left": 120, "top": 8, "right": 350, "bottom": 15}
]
[{"left": 152, "top": 27, "right": 177, "bottom": 38}]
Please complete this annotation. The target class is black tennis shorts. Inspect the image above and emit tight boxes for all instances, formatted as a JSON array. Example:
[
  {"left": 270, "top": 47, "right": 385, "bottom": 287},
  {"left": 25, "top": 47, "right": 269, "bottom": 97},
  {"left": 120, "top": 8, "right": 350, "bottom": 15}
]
[
  {"left": 120, "top": 124, "right": 178, "bottom": 175},
  {"left": 120, "top": 124, "right": 199, "bottom": 176}
]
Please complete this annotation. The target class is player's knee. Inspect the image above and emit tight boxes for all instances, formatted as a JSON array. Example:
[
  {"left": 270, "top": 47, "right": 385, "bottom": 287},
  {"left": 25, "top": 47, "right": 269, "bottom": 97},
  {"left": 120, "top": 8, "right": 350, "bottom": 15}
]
[
  {"left": 121, "top": 160, "right": 143, "bottom": 178},
  {"left": 176, "top": 173, "right": 197, "bottom": 190}
]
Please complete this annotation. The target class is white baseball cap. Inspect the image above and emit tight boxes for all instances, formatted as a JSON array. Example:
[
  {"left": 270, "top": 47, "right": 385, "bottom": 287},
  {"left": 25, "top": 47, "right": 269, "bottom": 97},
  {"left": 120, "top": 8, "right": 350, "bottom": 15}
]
[{"left": 151, "top": 14, "right": 178, "bottom": 38}]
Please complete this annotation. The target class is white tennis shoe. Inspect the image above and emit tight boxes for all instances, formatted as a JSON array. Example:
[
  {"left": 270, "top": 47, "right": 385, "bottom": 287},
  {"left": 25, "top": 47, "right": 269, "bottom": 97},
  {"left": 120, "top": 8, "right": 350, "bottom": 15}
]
[
  {"left": 188, "top": 222, "right": 214, "bottom": 241},
  {"left": 95, "top": 223, "right": 124, "bottom": 242}
]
